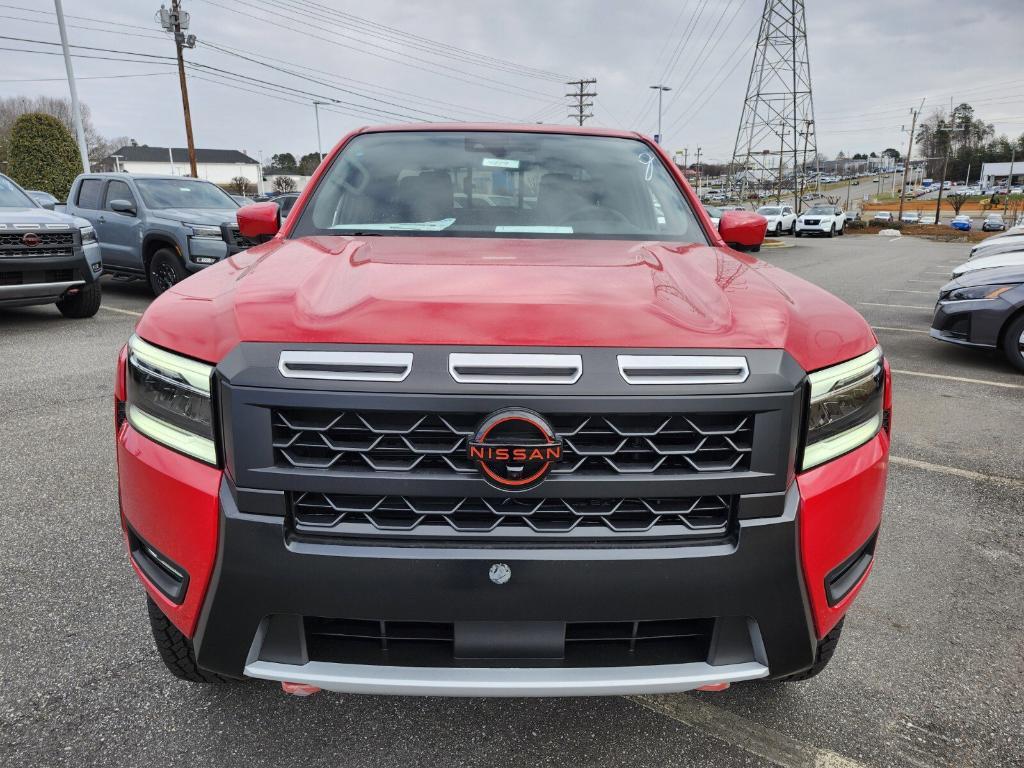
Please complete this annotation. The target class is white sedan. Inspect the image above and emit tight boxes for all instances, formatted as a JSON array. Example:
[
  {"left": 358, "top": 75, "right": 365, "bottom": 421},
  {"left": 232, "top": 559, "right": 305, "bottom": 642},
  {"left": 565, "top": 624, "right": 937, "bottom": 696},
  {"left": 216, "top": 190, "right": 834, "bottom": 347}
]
[
  {"left": 952, "top": 250, "right": 1024, "bottom": 278},
  {"left": 756, "top": 205, "right": 797, "bottom": 235},
  {"left": 795, "top": 205, "right": 845, "bottom": 237}
]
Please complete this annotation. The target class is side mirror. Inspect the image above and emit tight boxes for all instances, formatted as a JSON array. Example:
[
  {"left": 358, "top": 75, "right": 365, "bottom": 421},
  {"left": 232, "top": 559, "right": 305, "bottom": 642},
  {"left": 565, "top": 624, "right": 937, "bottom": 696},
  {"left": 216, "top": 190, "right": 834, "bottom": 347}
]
[
  {"left": 109, "top": 199, "right": 137, "bottom": 216},
  {"left": 719, "top": 210, "right": 767, "bottom": 252},
  {"left": 237, "top": 201, "right": 280, "bottom": 239},
  {"left": 40, "top": 200, "right": 56, "bottom": 211}
]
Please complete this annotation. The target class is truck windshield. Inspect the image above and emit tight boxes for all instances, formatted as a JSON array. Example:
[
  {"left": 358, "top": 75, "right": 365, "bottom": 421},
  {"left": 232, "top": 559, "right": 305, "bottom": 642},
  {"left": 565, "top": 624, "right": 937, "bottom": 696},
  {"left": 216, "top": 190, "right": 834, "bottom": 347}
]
[
  {"left": 291, "top": 131, "right": 706, "bottom": 242},
  {"left": 0, "top": 175, "right": 35, "bottom": 208},
  {"left": 134, "top": 179, "right": 239, "bottom": 210}
]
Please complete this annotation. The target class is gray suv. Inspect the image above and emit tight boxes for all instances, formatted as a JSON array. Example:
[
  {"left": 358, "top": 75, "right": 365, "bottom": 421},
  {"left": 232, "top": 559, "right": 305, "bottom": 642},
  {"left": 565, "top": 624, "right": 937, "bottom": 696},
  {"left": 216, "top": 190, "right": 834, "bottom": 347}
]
[
  {"left": 0, "top": 172, "right": 103, "bottom": 318},
  {"left": 66, "top": 173, "right": 254, "bottom": 295}
]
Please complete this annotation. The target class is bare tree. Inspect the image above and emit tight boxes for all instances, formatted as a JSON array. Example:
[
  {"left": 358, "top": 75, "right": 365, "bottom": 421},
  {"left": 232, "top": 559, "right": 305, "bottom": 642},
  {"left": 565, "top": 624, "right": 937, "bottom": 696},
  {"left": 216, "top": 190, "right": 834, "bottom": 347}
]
[
  {"left": 230, "top": 176, "right": 251, "bottom": 195},
  {"left": 272, "top": 175, "right": 297, "bottom": 193},
  {"left": 946, "top": 193, "right": 967, "bottom": 215}
]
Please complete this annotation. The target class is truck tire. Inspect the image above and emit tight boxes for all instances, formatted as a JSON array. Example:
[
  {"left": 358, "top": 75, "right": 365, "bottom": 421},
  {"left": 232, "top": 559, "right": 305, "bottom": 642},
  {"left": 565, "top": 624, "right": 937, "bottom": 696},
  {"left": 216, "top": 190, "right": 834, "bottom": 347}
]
[
  {"left": 1001, "top": 314, "right": 1024, "bottom": 372},
  {"left": 148, "top": 248, "right": 187, "bottom": 296},
  {"left": 56, "top": 281, "right": 101, "bottom": 318},
  {"left": 781, "top": 618, "right": 843, "bottom": 681},
  {"left": 146, "top": 596, "right": 228, "bottom": 684}
]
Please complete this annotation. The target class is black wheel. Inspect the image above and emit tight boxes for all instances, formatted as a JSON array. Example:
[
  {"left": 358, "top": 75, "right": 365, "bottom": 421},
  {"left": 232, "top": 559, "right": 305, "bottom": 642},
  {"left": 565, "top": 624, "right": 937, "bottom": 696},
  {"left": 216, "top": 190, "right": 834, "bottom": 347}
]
[
  {"left": 828, "top": 224, "right": 836, "bottom": 238},
  {"left": 774, "top": 223, "right": 782, "bottom": 236},
  {"left": 781, "top": 618, "right": 844, "bottom": 681},
  {"left": 837, "top": 223, "right": 845, "bottom": 236},
  {"left": 147, "top": 248, "right": 187, "bottom": 296},
  {"left": 56, "top": 281, "right": 101, "bottom": 318},
  {"left": 789, "top": 222, "right": 796, "bottom": 235},
  {"left": 146, "top": 597, "right": 229, "bottom": 684},
  {"left": 1001, "top": 314, "right": 1024, "bottom": 373},
  {"left": 794, "top": 229, "right": 802, "bottom": 238}
]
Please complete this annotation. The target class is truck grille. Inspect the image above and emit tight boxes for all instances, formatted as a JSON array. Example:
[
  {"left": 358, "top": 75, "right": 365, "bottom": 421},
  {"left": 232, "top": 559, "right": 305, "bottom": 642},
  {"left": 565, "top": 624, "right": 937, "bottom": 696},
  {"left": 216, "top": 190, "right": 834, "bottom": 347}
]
[
  {"left": 291, "top": 492, "right": 732, "bottom": 539},
  {"left": 223, "top": 223, "right": 258, "bottom": 251},
  {"left": 0, "top": 268, "right": 78, "bottom": 285},
  {"left": 0, "top": 231, "right": 75, "bottom": 259},
  {"left": 272, "top": 408, "right": 754, "bottom": 477}
]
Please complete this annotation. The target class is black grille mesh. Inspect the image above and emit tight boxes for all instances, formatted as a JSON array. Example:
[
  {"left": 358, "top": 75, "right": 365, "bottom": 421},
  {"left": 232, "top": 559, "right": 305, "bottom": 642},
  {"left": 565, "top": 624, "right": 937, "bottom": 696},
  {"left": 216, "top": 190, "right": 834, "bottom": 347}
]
[
  {"left": 273, "top": 409, "right": 754, "bottom": 477},
  {"left": 0, "top": 231, "right": 74, "bottom": 247},
  {"left": 292, "top": 492, "right": 732, "bottom": 537}
]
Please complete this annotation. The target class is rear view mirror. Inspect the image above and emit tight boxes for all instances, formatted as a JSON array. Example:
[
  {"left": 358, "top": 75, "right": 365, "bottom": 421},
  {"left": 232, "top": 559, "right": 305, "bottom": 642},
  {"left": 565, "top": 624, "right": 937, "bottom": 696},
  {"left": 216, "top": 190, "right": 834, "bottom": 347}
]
[
  {"left": 109, "top": 199, "right": 137, "bottom": 216},
  {"left": 237, "top": 201, "right": 281, "bottom": 239},
  {"left": 719, "top": 211, "right": 767, "bottom": 252}
]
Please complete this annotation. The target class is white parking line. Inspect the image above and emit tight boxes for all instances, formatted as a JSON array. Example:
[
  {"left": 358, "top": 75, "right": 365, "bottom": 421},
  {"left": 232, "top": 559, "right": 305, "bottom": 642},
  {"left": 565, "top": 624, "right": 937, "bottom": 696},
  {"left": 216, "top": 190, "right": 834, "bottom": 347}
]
[
  {"left": 892, "top": 368, "right": 1024, "bottom": 390},
  {"left": 907, "top": 280, "right": 941, "bottom": 284},
  {"left": 872, "top": 326, "right": 931, "bottom": 335},
  {"left": 99, "top": 305, "right": 143, "bottom": 317},
  {"left": 890, "top": 455, "right": 1024, "bottom": 489},
  {"left": 631, "top": 695, "right": 866, "bottom": 768},
  {"left": 885, "top": 289, "right": 935, "bottom": 295},
  {"left": 859, "top": 302, "right": 933, "bottom": 310}
]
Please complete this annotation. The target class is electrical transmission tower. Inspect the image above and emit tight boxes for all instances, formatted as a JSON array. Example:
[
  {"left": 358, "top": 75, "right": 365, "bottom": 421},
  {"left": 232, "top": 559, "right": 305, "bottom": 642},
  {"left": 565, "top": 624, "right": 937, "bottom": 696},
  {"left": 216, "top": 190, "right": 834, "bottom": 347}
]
[
  {"left": 566, "top": 79, "right": 597, "bottom": 126},
  {"left": 730, "top": 0, "right": 816, "bottom": 211}
]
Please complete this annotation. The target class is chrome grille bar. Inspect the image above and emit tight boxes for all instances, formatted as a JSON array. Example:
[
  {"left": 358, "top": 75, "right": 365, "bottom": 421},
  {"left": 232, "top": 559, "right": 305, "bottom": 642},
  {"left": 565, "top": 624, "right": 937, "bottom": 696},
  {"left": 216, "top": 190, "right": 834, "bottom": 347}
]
[
  {"left": 449, "top": 353, "right": 582, "bottom": 384},
  {"left": 279, "top": 351, "right": 413, "bottom": 382},
  {"left": 617, "top": 355, "right": 749, "bottom": 385}
]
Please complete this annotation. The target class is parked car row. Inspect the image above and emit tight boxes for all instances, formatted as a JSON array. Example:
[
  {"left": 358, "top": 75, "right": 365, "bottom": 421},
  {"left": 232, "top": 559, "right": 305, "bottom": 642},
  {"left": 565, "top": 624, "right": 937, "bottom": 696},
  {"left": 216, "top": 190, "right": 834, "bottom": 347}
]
[{"left": 932, "top": 225, "right": 1024, "bottom": 372}]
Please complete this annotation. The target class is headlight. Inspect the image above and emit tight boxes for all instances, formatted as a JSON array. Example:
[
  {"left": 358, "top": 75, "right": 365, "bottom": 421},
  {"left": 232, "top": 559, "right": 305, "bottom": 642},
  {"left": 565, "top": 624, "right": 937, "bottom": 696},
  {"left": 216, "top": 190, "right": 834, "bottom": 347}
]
[
  {"left": 946, "top": 284, "right": 1017, "bottom": 301},
  {"left": 80, "top": 226, "right": 97, "bottom": 243},
  {"left": 801, "top": 346, "right": 884, "bottom": 471},
  {"left": 126, "top": 334, "right": 217, "bottom": 464},
  {"left": 187, "top": 224, "right": 223, "bottom": 240}
]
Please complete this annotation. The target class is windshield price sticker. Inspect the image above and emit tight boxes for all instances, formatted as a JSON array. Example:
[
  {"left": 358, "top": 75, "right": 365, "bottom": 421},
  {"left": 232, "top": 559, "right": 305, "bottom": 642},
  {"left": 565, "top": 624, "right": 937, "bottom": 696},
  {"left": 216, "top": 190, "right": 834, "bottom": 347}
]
[{"left": 482, "top": 158, "right": 520, "bottom": 169}]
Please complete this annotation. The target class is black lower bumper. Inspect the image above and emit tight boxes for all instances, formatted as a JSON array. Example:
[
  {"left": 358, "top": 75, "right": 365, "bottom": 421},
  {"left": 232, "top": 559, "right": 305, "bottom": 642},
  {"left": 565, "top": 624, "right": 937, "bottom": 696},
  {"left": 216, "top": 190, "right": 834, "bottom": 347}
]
[
  {"left": 0, "top": 251, "right": 99, "bottom": 307},
  {"left": 930, "top": 299, "right": 1009, "bottom": 349},
  {"left": 192, "top": 479, "right": 817, "bottom": 681}
]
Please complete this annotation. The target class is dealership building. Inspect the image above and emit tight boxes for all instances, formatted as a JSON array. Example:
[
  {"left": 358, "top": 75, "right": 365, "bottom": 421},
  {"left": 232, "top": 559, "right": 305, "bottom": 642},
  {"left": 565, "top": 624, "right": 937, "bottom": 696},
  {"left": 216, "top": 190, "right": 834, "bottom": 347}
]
[
  {"left": 94, "top": 146, "right": 262, "bottom": 189},
  {"left": 980, "top": 161, "right": 1023, "bottom": 190}
]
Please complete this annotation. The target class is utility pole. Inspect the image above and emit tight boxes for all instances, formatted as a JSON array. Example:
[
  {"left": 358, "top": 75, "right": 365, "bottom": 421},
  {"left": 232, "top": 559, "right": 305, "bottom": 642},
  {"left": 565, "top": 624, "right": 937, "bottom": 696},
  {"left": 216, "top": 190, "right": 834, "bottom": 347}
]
[
  {"left": 897, "top": 100, "right": 924, "bottom": 222},
  {"left": 566, "top": 79, "right": 596, "bottom": 127},
  {"left": 797, "top": 119, "right": 813, "bottom": 213},
  {"left": 846, "top": 176, "right": 852, "bottom": 211},
  {"left": 54, "top": 0, "right": 90, "bottom": 173},
  {"left": 649, "top": 85, "right": 671, "bottom": 143},
  {"left": 160, "top": 2, "right": 198, "bottom": 177},
  {"left": 695, "top": 146, "right": 703, "bottom": 199},
  {"left": 313, "top": 101, "right": 324, "bottom": 161},
  {"left": 1004, "top": 146, "right": 1015, "bottom": 216}
]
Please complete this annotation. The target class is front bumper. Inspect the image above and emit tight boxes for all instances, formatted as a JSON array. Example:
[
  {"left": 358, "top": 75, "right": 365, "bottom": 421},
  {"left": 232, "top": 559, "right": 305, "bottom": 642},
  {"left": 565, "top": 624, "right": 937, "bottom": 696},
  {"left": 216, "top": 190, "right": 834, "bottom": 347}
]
[
  {"left": 117, "top": 426, "right": 887, "bottom": 695},
  {"left": 0, "top": 242, "right": 101, "bottom": 307},
  {"left": 930, "top": 298, "right": 1009, "bottom": 349}
]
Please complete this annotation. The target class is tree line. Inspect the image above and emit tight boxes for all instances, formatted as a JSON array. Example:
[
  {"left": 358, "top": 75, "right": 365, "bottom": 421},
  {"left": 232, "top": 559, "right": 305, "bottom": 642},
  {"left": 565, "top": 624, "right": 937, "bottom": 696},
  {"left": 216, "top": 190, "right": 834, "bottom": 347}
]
[{"left": 915, "top": 102, "right": 1023, "bottom": 182}]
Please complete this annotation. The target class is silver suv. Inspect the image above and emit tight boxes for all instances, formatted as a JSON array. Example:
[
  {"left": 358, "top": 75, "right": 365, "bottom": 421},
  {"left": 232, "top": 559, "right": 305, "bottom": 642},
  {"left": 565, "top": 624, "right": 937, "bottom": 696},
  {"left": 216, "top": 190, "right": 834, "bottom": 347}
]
[{"left": 66, "top": 173, "right": 253, "bottom": 295}]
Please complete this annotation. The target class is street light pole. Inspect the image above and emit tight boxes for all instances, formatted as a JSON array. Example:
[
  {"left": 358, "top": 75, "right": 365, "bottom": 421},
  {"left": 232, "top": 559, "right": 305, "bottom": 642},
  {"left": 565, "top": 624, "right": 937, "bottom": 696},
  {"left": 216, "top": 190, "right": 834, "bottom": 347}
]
[
  {"left": 53, "top": 0, "right": 90, "bottom": 173},
  {"left": 649, "top": 85, "right": 671, "bottom": 144}
]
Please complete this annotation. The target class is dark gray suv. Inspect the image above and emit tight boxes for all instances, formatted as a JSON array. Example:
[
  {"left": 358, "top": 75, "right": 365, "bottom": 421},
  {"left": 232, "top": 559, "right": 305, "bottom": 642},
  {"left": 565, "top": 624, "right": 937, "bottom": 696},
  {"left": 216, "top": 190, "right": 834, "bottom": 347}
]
[{"left": 66, "top": 173, "right": 255, "bottom": 295}]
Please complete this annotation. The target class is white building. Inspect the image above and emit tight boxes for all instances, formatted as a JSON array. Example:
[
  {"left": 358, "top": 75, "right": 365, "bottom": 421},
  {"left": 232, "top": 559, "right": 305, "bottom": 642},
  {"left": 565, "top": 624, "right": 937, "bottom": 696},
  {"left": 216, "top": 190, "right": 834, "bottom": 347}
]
[
  {"left": 95, "top": 146, "right": 262, "bottom": 190},
  {"left": 980, "top": 161, "right": 1023, "bottom": 190}
]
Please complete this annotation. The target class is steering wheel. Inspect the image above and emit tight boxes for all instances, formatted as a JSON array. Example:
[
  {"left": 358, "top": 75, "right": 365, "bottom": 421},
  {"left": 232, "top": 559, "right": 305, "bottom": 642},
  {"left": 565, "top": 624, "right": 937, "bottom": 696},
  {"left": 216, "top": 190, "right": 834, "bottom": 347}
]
[{"left": 559, "top": 205, "right": 631, "bottom": 227}]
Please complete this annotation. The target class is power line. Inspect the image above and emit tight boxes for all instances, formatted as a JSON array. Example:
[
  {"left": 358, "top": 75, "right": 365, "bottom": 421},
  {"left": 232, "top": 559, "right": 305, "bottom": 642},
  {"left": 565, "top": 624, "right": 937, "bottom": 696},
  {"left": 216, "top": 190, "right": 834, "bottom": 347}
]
[
  {"left": 0, "top": 70, "right": 176, "bottom": 83},
  {"left": 0, "top": 5, "right": 521, "bottom": 122},
  {"left": 245, "top": 0, "right": 567, "bottom": 82},
  {"left": 194, "top": 0, "right": 556, "bottom": 102}
]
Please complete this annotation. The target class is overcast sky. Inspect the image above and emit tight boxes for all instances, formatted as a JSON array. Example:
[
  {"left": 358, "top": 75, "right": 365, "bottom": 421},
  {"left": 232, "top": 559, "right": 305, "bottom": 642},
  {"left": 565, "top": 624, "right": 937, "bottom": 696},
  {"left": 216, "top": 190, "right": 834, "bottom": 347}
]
[{"left": 3, "top": 0, "right": 1023, "bottom": 164}]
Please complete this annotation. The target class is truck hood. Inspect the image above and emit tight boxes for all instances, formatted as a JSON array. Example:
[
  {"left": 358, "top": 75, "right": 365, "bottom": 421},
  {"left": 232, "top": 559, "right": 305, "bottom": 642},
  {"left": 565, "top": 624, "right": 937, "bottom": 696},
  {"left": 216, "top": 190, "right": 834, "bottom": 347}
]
[
  {"left": 136, "top": 236, "right": 876, "bottom": 372},
  {"left": 151, "top": 207, "right": 239, "bottom": 226},
  {"left": 0, "top": 206, "right": 89, "bottom": 229}
]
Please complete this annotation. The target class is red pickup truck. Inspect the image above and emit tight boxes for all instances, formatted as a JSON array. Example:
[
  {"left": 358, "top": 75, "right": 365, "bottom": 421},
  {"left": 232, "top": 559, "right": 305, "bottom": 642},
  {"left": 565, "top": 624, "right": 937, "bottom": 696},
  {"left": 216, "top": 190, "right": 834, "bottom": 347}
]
[{"left": 115, "top": 124, "right": 890, "bottom": 696}]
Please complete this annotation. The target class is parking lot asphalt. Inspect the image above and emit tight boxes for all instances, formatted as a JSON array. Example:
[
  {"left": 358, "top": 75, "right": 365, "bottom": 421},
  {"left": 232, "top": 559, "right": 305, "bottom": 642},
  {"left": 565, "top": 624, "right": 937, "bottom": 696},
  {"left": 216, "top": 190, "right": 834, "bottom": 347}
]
[{"left": 1, "top": 234, "right": 1021, "bottom": 768}]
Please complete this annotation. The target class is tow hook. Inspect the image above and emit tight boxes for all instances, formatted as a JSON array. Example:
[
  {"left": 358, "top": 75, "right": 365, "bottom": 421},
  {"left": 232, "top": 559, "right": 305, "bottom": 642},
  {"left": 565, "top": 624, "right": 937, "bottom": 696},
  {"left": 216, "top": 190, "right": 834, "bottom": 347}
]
[
  {"left": 281, "top": 681, "right": 321, "bottom": 697},
  {"left": 696, "top": 682, "right": 731, "bottom": 692}
]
